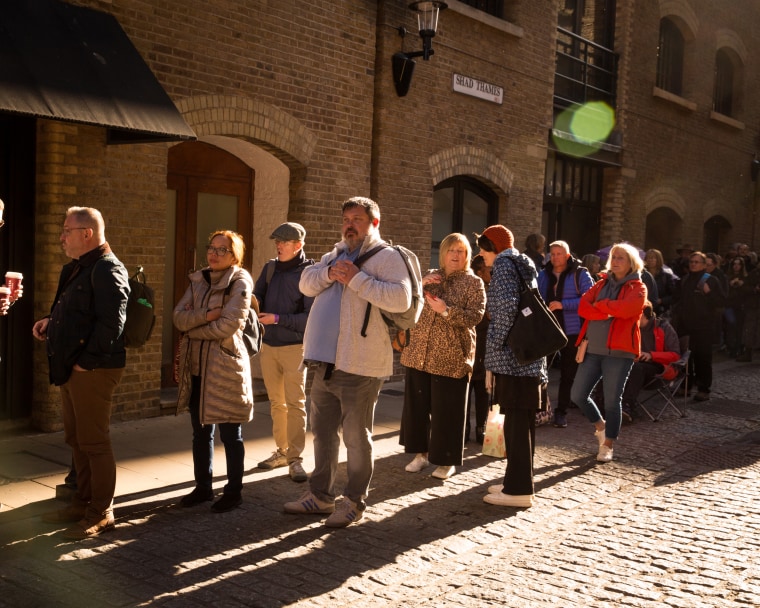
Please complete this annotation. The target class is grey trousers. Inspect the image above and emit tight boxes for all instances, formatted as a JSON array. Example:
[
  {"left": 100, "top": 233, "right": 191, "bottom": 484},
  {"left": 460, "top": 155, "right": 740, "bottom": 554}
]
[{"left": 308, "top": 364, "right": 383, "bottom": 507}]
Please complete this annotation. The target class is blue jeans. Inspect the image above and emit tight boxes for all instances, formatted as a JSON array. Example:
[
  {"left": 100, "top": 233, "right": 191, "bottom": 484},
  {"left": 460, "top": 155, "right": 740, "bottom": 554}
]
[
  {"left": 189, "top": 376, "right": 245, "bottom": 496},
  {"left": 308, "top": 364, "right": 383, "bottom": 507},
  {"left": 570, "top": 353, "right": 634, "bottom": 441}
]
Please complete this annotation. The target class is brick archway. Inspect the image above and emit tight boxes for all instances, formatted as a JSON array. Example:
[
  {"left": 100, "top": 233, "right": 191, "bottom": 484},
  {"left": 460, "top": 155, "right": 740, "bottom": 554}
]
[
  {"left": 175, "top": 94, "right": 317, "bottom": 170},
  {"left": 429, "top": 146, "right": 514, "bottom": 195},
  {"left": 644, "top": 186, "right": 687, "bottom": 218}
]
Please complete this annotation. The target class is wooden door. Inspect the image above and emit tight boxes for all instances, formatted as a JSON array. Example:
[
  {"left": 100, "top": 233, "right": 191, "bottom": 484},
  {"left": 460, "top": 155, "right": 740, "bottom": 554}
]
[{"left": 165, "top": 142, "right": 254, "bottom": 386}]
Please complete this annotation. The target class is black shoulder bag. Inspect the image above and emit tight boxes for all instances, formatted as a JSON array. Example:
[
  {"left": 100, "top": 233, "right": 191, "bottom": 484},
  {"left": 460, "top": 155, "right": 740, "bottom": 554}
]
[{"left": 505, "top": 258, "right": 568, "bottom": 365}]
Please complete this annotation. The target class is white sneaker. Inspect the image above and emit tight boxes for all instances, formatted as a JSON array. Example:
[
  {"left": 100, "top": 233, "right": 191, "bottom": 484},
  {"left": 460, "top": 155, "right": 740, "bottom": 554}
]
[
  {"left": 594, "top": 424, "right": 606, "bottom": 447},
  {"left": 324, "top": 497, "right": 364, "bottom": 528},
  {"left": 488, "top": 484, "right": 504, "bottom": 494},
  {"left": 431, "top": 465, "right": 455, "bottom": 479},
  {"left": 283, "top": 491, "right": 334, "bottom": 515},
  {"left": 404, "top": 454, "right": 430, "bottom": 473},
  {"left": 483, "top": 492, "right": 533, "bottom": 508},
  {"left": 597, "top": 444, "right": 614, "bottom": 462},
  {"left": 289, "top": 460, "right": 308, "bottom": 482}
]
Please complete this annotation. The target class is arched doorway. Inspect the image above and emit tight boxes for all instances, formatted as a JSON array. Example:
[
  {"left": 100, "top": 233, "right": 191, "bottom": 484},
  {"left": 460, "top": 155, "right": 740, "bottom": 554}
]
[
  {"left": 702, "top": 215, "right": 731, "bottom": 255},
  {"left": 645, "top": 206, "right": 683, "bottom": 260},
  {"left": 433, "top": 177, "right": 498, "bottom": 263}
]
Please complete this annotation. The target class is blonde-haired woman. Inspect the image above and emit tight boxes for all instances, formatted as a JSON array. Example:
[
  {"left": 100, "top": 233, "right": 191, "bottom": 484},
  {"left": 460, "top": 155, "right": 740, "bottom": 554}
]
[
  {"left": 174, "top": 230, "right": 255, "bottom": 512},
  {"left": 400, "top": 233, "right": 486, "bottom": 479},
  {"left": 571, "top": 243, "right": 647, "bottom": 462}
]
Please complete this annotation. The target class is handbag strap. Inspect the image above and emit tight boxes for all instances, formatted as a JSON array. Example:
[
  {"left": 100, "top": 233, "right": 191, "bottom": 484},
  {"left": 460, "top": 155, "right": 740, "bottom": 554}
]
[{"left": 507, "top": 256, "right": 530, "bottom": 290}]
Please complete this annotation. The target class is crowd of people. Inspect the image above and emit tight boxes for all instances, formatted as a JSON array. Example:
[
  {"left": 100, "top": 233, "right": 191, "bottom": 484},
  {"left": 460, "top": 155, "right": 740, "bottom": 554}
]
[{"left": 25, "top": 196, "right": 760, "bottom": 538}]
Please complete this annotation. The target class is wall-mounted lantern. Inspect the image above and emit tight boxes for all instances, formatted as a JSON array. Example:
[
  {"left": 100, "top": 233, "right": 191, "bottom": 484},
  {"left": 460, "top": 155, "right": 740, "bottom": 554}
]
[{"left": 392, "top": 2, "right": 448, "bottom": 97}]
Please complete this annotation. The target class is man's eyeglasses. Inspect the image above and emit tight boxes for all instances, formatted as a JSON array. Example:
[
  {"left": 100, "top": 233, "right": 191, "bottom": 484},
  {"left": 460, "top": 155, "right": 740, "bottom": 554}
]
[
  {"left": 61, "top": 227, "right": 89, "bottom": 236},
  {"left": 207, "top": 245, "right": 232, "bottom": 256}
]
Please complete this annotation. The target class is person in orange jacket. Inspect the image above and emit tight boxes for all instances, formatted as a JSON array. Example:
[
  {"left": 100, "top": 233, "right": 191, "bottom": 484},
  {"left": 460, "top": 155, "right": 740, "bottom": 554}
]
[{"left": 570, "top": 243, "right": 647, "bottom": 463}]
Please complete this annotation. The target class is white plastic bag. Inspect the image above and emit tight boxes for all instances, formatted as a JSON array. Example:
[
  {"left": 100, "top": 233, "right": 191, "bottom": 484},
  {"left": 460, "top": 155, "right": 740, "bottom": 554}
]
[{"left": 482, "top": 403, "right": 506, "bottom": 458}]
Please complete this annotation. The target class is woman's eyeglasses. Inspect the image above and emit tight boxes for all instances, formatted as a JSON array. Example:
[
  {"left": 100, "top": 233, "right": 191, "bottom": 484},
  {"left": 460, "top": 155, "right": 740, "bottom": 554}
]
[{"left": 207, "top": 246, "right": 232, "bottom": 256}]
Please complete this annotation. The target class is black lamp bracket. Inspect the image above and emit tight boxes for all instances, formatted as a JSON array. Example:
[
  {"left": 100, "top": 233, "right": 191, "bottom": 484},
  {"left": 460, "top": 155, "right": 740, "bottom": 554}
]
[{"left": 396, "top": 24, "right": 435, "bottom": 60}]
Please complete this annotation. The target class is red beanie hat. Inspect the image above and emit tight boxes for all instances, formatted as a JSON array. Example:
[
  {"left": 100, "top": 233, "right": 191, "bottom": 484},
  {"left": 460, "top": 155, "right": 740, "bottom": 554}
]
[{"left": 482, "top": 225, "right": 514, "bottom": 254}]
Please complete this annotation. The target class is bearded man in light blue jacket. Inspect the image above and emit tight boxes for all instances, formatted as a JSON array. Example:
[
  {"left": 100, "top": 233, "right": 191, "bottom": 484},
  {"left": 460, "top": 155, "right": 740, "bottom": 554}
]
[{"left": 283, "top": 196, "right": 412, "bottom": 528}]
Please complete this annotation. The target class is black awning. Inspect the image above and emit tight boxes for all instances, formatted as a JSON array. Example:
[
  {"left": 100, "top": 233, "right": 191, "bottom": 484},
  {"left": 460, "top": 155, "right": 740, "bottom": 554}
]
[{"left": 0, "top": 0, "right": 196, "bottom": 144}]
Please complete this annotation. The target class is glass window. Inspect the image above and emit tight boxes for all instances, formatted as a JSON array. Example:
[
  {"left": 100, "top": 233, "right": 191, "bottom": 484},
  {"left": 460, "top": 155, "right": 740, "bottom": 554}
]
[
  {"left": 713, "top": 49, "right": 734, "bottom": 116},
  {"left": 459, "top": 0, "right": 503, "bottom": 19},
  {"left": 656, "top": 18, "right": 684, "bottom": 95}
]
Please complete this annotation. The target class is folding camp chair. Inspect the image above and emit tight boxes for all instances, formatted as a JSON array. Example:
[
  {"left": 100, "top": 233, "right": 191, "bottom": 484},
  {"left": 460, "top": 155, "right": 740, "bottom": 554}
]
[{"left": 637, "top": 335, "right": 690, "bottom": 422}]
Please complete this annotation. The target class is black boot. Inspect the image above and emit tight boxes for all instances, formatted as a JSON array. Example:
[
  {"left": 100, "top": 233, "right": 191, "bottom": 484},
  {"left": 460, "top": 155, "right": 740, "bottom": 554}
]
[
  {"left": 211, "top": 492, "right": 242, "bottom": 513},
  {"left": 179, "top": 487, "right": 214, "bottom": 507}
]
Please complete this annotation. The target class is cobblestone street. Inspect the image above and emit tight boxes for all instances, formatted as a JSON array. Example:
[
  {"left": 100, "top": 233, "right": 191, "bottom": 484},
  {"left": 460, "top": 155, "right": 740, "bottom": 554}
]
[{"left": 1, "top": 357, "right": 759, "bottom": 607}]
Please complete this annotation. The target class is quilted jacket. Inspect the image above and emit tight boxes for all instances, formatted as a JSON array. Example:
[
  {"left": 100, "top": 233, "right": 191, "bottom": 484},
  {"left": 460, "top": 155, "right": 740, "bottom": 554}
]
[{"left": 174, "top": 265, "right": 254, "bottom": 425}]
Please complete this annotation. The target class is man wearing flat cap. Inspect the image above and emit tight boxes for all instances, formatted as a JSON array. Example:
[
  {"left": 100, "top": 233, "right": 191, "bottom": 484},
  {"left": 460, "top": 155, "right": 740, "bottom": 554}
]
[{"left": 253, "top": 222, "right": 314, "bottom": 482}]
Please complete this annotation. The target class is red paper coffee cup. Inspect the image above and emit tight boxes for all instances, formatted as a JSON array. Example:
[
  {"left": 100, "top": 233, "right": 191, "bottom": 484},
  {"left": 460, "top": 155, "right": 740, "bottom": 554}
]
[{"left": 5, "top": 271, "right": 22, "bottom": 298}]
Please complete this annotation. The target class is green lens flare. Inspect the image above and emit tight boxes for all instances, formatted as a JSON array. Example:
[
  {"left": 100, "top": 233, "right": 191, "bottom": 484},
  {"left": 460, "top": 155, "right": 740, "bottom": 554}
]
[{"left": 553, "top": 102, "right": 616, "bottom": 158}]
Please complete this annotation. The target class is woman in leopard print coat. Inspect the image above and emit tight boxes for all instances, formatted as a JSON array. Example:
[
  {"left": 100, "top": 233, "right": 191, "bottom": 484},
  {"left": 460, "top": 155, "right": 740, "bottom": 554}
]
[{"left": 399, "top": 233, "right": 486, "bottom": 480}]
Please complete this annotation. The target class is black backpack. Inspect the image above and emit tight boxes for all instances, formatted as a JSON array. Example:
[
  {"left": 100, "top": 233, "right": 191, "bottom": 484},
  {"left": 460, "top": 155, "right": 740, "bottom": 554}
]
[
  {"left": 123, "top": 267, "right": 156, "bottom": 348},
  {"left": 92, "top": 258, "right": 156, "bottom": 348}
]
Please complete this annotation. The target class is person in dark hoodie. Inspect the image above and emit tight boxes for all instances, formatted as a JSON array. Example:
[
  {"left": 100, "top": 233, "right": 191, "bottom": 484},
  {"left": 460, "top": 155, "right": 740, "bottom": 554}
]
[
  {"left": 571, "top": 243, "right": 647, "bottom": 463},
  {"left": 538, "top": 240, "right": 595, "bottom": 428},
  {"left": 254, "top": 222, "right": 314, "bottom": 481},
  {"left": 478, "top": 225, "right": 546, "bottom": 509}
]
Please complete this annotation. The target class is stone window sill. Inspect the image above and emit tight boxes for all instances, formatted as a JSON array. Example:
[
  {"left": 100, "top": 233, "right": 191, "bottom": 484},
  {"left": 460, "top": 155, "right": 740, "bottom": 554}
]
[
  {"left": 652, "top": 86, "right": 697, "bottom": 112},
  {"left": 709, "top": 111, "right": 744, "bottom": 130}
]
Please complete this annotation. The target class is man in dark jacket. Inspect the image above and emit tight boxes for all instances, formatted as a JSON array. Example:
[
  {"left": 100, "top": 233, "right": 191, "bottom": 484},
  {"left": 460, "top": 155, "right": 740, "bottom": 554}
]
[
  {"left": 32, "top": 207, "right": 129, "bottom": 540},
  {"left": 254, "top": 222, "right": 314, "bottom": 481},
  {"left": 538, "top": 240, "right": 594, "bottom": 428},
  {"left": 672, "top": 251, "right": 725, "bottom": 401}
]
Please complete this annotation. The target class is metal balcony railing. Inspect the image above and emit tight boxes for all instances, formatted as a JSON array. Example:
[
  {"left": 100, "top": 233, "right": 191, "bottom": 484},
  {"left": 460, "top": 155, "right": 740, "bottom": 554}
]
[{"left": 554, "top": 27, "right": 618, "bottom": 109}]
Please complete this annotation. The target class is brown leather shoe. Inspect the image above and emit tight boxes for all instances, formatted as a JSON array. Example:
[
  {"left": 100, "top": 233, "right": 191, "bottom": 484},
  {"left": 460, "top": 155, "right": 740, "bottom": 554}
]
[
  {"left": 41, "top": 505, "right": 87, "bottom": 524},
  {"left": 62, "top": 515, "right": 115, "bottom": 540}
]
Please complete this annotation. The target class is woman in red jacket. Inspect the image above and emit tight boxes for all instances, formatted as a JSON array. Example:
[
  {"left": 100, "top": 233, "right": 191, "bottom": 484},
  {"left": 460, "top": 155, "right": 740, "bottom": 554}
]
[{"left": 570, "top": 243, "right": 647, "bottom": 462}]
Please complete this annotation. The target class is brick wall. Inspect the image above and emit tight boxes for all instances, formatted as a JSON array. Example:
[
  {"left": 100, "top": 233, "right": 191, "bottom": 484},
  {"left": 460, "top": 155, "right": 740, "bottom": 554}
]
[
  {"left": 372, "top": 1, "right": 557, "bottom": 264},
  {"left": 615, "top": 0, "right": 759, "bottom": 255},
  {"left": 33, "top": 120, "right": 168, "bottom": 430}
]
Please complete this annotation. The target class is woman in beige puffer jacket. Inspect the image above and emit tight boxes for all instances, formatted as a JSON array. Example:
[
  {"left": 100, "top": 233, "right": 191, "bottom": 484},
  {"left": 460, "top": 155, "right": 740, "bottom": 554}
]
[{"left": 174, "top": 230, "right": 254, "bottom": 513}]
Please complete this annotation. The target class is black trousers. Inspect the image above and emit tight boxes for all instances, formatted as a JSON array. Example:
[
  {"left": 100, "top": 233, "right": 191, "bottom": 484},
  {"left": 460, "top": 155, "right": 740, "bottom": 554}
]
[
  {"left": 686, "top": 328, "right": 713, "bottom": 392},
  {"left": 494, "top": 374, "right": 541, "bottom": 496},
  {"left": 466, "top": 375, "right": 489, "bottom": 436},
  {"left": 400, "top": 367, "right": 469, "bottom": 466}
]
